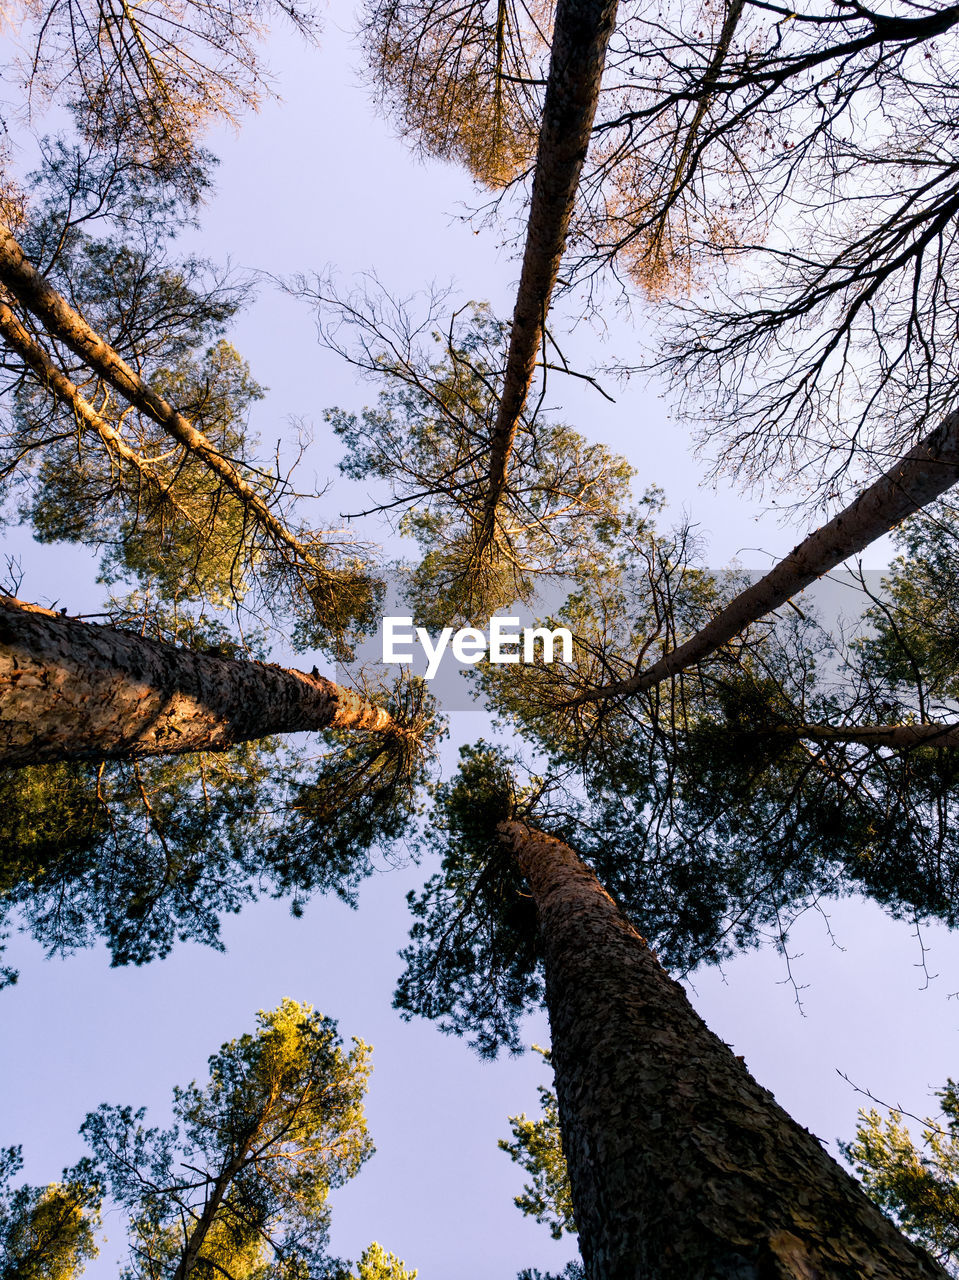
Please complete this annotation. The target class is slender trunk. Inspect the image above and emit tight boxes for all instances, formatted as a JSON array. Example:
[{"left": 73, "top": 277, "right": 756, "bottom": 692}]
[
  {"left": 478, "top": 0, "right": 619, "bottom": 551},
  {"left": 0, "top": 300, "right": 201, "bottom": 526},
  {"left": 0, "top": 229, "right": 338, "bottom": 588},
  {"left": 784, "top": 722, "right": 959, "bottom": 750},
  {"left": 0, "top": 596, "right": 393, "bottom": 765},
  {"left": 652, "top": 0, "right": 745, "bottom": 233},
  {"left": 576, "top": 407, "right": 959, "bottom": 703},
  {"left": 499, "top": 819, "right": 946, "bottom": 1280},
  {"left": 173, "top": 1144, "right": 253, "bottom": 1280}
]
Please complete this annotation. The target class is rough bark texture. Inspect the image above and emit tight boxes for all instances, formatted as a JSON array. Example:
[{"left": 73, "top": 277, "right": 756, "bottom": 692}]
[
  {"left": 587, "top": 407, "right": 959, "bottom": 701},
  {"left": 500, "top": 819, "right": 946, "bottom": 1280},
  {"left": 0, "top": 596, "right": 393, "bottom": 765},
  {"left": 0, "top": 228, "right": 332, "bottom": 580},
  {"left": 479, "top": 0, "right": 619, "bottom": 546}
]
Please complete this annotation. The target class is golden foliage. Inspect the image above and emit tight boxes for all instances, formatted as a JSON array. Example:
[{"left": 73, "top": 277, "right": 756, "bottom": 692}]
[{"left": 361, "top": 0, "right": 550, "bottom": 187}]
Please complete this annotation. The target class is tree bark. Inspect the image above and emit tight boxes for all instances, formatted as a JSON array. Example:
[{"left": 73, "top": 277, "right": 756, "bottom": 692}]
[
  {"left": 0, "top": 596, "right": 393, "bottom": 766},
  {"left": 0, "top": 228, "right": 340, "bottom": 589},
  {"left": 575, "top": 407, "right": 959, "bottom": 703},
  {"left": 478, "top": 0, "right": 619, "bottom": 551},
  {"left": 499, "top": 819, "right": 946, "bottom": 1280}
]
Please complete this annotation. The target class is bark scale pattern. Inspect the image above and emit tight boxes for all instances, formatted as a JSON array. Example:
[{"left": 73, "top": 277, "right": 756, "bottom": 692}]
[
  {"left": 480, "top": 0, "right": 619, "bottom": 544},
  {"left": 0, "top": 596, "right": 392, "bottom": 765},
  {"left": 594, "top": 407, "right": 959, "bottom": 700},
  {"left": 500, "top": 820, "right": 946, "bottom": 1280}
]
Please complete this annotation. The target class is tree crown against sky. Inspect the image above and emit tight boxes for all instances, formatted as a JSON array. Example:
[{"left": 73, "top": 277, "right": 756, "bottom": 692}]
[
  {"left": 0, "top": 1001, "right": 421, "bottom": 1280},
  {"left": 85, "top": 998, "right": 373, "bottom": 1279},
  {"left": 306, "top": 289, "right": 634, "bottom": 625},
  {"left": 0, "top": 601, "right": 436, "bottom": 983},
  {"left": 0, "top": 135, "right": 383, "bottom": 657},
  {"left": 843, "top": 1079, "right": 959, "bottom": 1278},
  {"left": 1, "top": 0, "right": 322, "bottom": 191},
  {"left": 0, "top": 1146, "right": 100, "bottom": 1280}
]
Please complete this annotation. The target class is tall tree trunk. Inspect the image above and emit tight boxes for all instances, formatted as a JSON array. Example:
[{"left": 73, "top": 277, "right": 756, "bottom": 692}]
[
  {"left": 575, "top": 407, "right": 959, "bottom": 704},
  {"left": 498, "top": 819, "right": 946, "bottom": 1280},
  {"left": 0, "top": 229, "right": 342, "bottom": 594},
  {"left": 478, "top": 0, "right": 619, "bottom": 553},
  {"left": 0, "top": 596, "right": 393, "bottom": 765}
]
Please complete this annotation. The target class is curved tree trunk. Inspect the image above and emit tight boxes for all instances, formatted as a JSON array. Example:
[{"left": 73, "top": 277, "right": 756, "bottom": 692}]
[
  {"left": 0, "top": 596, "right": 393, "bottom": 765},
  {"left": 575, "top": 407, "right": 959, "bottom": 703},
  {"left": 499, "top": 819, "right": 946, "bottom": 1280},
  {"left": 478, "top": 0, "right": 619, "bottom": 553},
  {"left": 0, "top": 228, "right": 341, "bottom": 592}
]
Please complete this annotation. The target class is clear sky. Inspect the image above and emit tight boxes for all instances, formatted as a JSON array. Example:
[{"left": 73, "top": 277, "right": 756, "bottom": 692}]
[{"left": 1, "top": 9, "right": 956, "bottom": 1279}]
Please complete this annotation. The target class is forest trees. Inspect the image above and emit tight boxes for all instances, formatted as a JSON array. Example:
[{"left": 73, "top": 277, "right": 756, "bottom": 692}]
[
  {"left": 6, "top": 0, "right": 959, "bottom": 1273},
  {"left": 844, "top": 1081, "right": 959, "bottom": 1277}
]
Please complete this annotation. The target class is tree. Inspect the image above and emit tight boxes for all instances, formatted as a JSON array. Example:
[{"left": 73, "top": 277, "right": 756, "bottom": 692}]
[
  {"left": 359, "top": 0, "right": 621, "bottom": 573},
  {"left": 352, "top": 1242, "right": 418, "bottom": 1279},
  {"left": 308, "top": 291, "right": 631, "bottom": 623},
  {"left": 0, "top": 594, "right": 399, "bottom": 765},
  {"left": 84, "top": 999, "right": 373, "bottom": 1280},
  {"left": 0, "top": 1146, "right": 100, "bottom": 1280},
  {"left": 843, "top": 1081, "right": 959, "bottom": 1278},
  {"left": 396, "top": 748, "right": 946, "bottom": 1277},
  {"left": 3, "top": 0, "right": 320, "bottom": 184},
  {"left": 0, "top": 597, "right": 435, "bottom": 977},
  {"left": 359, "top": 0, "right": 546, "bottom": 187},
  {"left": 559, "top": 405, "right": 959, "bottom": 705},
  {"left": 587, "top": 0, "right": 959, "bottom": 506},
  {"left": 499, "top": 1046, "right": 575, "bottom": 1243},
  {"left": 0, "top": 222, "right": 377, "bottom": 649}
]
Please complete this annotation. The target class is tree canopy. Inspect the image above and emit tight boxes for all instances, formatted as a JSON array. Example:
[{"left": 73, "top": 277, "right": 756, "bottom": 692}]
[{"left": 5, "top": 0, "right": 959, "bottom": 1272}]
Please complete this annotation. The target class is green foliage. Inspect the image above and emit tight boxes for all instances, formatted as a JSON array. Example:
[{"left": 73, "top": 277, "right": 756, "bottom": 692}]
[
  {"left": 0, "top": 625, "right": 435, "bottom": 979},
  {"left": 476, "top": 502, "right": 718, "bottom": 757},
  {"left": 272, "top": 678, "right": 440, "bottom": 911},
  {"left": 352, "top": 1241, "right": 418, "bottom": 1279},
  {"left": 17, "top": 338, "right": 269, "bottom": 609},
  {"left": 858, "top": 501, "right": 959, "bottom": 710},
  {"left": 324, "top": 300, "right": 633, "bottom": 626},
  {"left": 0, "top": 744, "right": 286, "bottom": 975},
  {"left": 516, "top": 1266, "right": 584, "bottom": 1280},
  {"left": 480, "top": 505, "right": 959, "bottom": 961},
  {"left": 842, "top": 1081, "right": 959, "bottom": 1275},
  {"left": 83, "top": 999, "right": 373, "bottom": 1280},
  {"left": 2, "top": 209, "right": 378, "bottom": 652},
  {"left": 499, "top": 1047, "right": 575, "bottom": 1241},
  {"left": 393, "top": 742, "right": 544, "bottom": 1057},
  {"left": 0, "top": 1147, "right": 101, "bottom": 1280}
]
